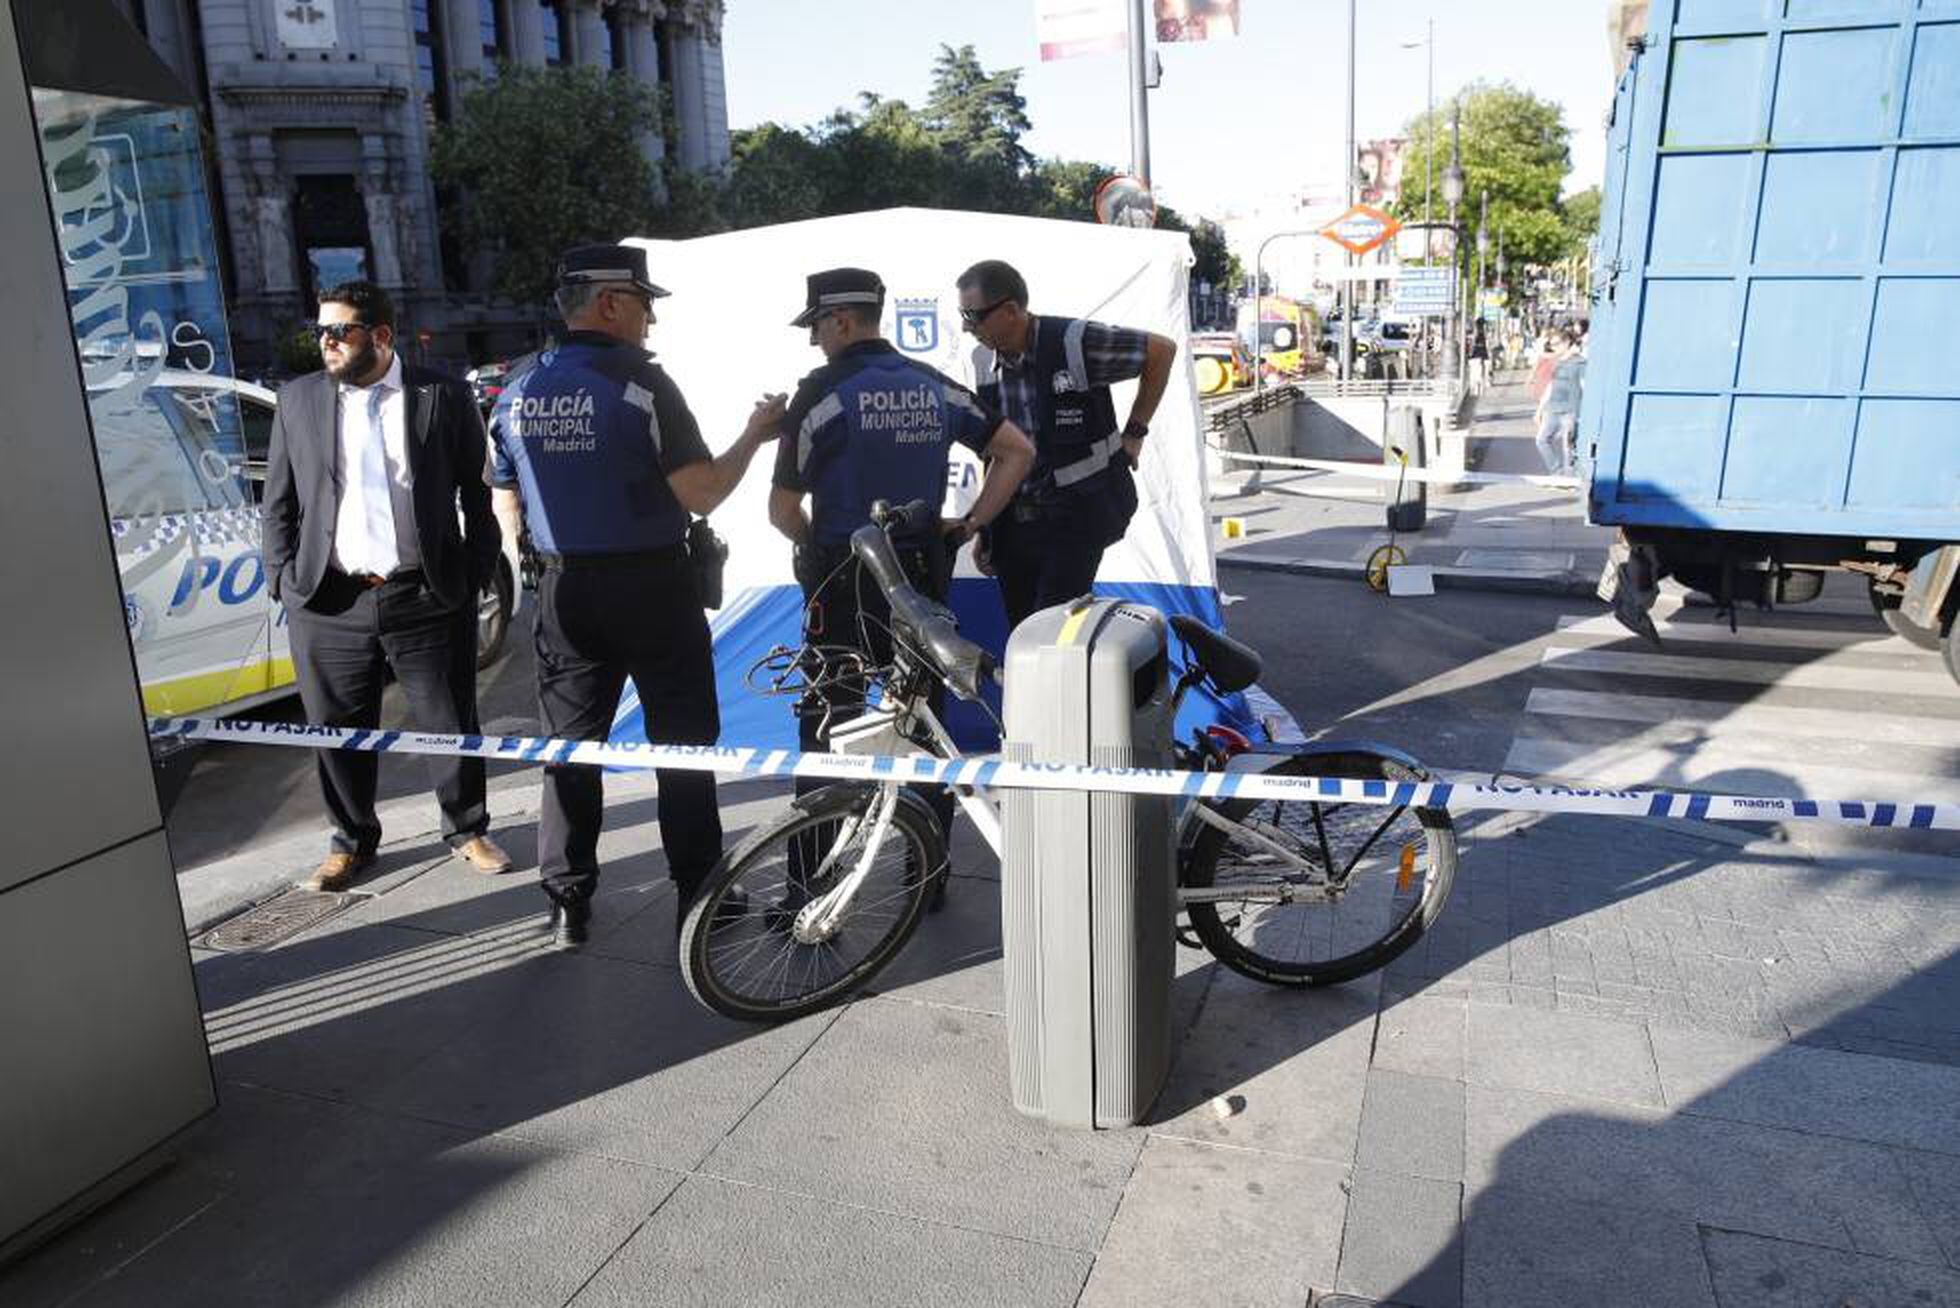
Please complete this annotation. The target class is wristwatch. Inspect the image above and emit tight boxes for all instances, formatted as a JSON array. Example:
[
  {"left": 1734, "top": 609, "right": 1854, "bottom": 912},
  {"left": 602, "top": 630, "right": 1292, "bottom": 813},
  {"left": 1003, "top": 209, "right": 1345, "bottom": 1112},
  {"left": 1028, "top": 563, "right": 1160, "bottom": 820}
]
[{"left": 1122, "top": 418, "right": 1149, "bottom": 441}]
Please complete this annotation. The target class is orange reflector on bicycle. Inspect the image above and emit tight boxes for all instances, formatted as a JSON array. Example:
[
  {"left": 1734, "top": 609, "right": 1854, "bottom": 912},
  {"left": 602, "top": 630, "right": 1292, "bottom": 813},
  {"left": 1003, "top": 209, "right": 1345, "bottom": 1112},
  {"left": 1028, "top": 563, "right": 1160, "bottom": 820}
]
[{"left": 1397, "top": 843, "right": 1416, "bottom": 891}]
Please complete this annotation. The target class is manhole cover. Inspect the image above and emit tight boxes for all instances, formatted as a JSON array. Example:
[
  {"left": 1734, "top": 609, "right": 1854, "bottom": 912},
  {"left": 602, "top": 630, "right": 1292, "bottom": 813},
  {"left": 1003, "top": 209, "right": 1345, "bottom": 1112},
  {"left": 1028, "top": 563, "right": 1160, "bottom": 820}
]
[
  {"left": 1454, "top": 548, "right": 1573, "bottom": 572},
  {"left": 199, "top": 888, "right": 354, "bottom": 952}
]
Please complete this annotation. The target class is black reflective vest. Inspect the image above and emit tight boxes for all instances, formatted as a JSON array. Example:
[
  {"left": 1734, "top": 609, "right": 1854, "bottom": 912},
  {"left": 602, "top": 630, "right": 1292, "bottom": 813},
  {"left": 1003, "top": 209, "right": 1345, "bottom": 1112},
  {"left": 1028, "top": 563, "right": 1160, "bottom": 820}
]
[{"left": 973, "top": 316, "right": 1124, "bottom": 498}]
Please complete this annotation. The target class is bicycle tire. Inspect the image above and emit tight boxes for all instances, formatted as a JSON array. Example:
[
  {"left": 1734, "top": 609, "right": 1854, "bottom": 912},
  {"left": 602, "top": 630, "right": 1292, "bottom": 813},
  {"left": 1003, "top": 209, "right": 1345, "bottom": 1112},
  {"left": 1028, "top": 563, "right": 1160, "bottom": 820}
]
[
  {"left": 681, "top": 783, "right": 943, "bottom": 1022},
  {"left": 1183, "top": 750, "right": 1457, "bottom": 986}
]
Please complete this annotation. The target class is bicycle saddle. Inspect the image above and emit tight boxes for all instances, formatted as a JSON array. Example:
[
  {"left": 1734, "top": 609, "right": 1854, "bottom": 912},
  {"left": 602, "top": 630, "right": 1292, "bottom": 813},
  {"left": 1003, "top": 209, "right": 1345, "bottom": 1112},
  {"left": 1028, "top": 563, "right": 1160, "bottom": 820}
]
[{"left": 1169, "top": 614, "right": 1262, "bottom": 693}]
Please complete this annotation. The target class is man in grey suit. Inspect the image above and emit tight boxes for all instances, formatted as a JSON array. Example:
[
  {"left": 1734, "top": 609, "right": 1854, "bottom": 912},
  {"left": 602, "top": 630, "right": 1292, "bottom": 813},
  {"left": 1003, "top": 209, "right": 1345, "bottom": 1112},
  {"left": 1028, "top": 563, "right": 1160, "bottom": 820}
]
[{"left": 261, "top": 281, "right": 512, "bottom": 890}]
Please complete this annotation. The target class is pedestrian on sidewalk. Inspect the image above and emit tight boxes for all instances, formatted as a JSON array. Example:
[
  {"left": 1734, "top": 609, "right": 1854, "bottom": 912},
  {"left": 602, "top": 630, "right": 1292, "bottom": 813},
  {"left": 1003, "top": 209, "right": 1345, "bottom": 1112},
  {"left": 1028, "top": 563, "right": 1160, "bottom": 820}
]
[
  {"left": 260, "top": 280, "right": 513, "bottom": 892},
  {"left": 1533, "top": 328, "right": 1585, "bottom": 476},
  {"left": 488, "top": 244, "right": 787, "bottom": 948}
]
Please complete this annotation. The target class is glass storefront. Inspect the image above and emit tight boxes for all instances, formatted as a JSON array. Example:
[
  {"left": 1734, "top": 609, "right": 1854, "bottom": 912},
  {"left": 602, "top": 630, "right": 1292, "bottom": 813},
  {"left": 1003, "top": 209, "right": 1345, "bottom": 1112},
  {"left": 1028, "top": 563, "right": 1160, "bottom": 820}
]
[{"left": 33, "top": 88, "right": 288, "bottom": 715}]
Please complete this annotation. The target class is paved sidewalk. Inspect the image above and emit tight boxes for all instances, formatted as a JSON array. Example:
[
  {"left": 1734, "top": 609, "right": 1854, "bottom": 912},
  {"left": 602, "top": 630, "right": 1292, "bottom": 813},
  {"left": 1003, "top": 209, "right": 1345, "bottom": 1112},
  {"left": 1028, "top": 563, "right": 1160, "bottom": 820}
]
[
  {"left": 1213, "top": 377, "right": 1612, "bottom": 597},
  {"left": 5, "top": 778, "right": 1957, "bottom": 1306}
]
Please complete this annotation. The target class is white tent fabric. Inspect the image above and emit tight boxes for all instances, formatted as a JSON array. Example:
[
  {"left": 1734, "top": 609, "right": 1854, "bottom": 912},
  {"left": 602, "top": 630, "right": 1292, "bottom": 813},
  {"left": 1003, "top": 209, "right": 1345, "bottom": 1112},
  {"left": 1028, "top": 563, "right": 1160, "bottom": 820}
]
[{"left": 603, "top": 207, "right": 1239, "bottom": 749}]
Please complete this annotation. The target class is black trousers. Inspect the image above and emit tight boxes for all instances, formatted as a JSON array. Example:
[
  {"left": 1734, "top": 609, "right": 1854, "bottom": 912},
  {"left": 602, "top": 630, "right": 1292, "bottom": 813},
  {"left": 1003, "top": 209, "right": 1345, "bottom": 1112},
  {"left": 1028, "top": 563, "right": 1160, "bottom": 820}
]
[
  {"left": 285, "top": 569, "right": 487, "bottom": 856},
  {"left": 794, "top": 542, "right": 955, "bottom": 851},
  {"left": 989, "top": 509, "right": 1107, "bottom": 633},
  {"left": 534, "top": 549, "right": 722, "bottom": 906}
]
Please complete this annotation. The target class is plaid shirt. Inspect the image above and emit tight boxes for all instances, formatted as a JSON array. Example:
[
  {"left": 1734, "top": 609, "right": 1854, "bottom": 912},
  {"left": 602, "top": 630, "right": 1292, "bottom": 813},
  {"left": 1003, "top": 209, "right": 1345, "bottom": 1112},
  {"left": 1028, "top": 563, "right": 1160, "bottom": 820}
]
[{"left": 988, "top": 315, "right": 1149, "bottom": 476}]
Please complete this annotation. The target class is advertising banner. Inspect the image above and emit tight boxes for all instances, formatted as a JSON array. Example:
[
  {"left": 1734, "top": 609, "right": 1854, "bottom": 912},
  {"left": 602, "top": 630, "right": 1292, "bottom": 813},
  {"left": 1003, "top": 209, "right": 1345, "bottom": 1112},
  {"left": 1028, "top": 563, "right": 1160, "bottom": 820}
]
[
  {"left": 1155, "top": 0, "right": 1241, "bottom": 42},
  {"left": 1035, "top": 0, "right": 1127, "bottom": 61}
]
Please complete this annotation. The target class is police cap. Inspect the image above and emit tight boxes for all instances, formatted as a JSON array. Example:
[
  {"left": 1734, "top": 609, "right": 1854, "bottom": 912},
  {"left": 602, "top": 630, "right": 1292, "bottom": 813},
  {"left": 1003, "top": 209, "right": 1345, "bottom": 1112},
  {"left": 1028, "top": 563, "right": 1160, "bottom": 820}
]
[
  {"left": 555, "top": 243, "right": 669, "bottom": 299},
  {"left": 790, "top": 267, "right": 885, "bottom": 328}
]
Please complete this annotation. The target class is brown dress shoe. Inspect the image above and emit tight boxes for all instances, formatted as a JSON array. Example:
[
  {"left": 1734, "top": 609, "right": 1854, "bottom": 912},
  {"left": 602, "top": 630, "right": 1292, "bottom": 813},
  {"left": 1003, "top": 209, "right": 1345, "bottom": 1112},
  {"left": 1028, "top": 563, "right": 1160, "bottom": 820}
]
[
  {"left": 308, "top": 851, "right": 373, "bottom": 893},
  {"left": 455, "top": 834, "right": 512, "bottom": 875}
]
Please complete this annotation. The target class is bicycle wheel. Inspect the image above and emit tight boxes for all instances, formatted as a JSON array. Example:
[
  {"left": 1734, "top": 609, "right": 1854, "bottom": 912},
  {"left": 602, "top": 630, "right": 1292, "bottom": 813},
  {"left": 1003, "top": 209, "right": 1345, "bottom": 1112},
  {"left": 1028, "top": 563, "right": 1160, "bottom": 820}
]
[
  {"left": 681, "top": 783, "right": 944, "bottom": 1022},
  {"left": 1183, "top": 750, "right": 1457, "bottom": 986}
]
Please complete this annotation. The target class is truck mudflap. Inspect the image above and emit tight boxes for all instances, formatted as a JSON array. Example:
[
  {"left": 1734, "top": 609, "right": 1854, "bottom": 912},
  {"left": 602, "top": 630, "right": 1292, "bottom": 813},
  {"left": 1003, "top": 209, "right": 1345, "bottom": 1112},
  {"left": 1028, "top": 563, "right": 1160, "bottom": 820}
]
[{"left": 1597, "top": 533, "right": 1661, "bottom": 647}]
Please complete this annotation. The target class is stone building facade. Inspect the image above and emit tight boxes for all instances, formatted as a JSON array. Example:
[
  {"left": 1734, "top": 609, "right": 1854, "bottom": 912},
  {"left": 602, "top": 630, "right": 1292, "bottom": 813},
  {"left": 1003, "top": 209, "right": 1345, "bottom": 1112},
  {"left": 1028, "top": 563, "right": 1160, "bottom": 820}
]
[{"left": 110, "top": 0, "right": 730, "bottom": 371}]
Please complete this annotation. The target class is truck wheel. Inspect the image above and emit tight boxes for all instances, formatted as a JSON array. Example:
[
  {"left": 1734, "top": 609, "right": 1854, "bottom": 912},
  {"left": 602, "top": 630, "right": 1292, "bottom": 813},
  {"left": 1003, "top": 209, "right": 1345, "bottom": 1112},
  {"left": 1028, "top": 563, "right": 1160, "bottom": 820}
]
[{"left": 1867, "top": 580, "right": 1943, "bottom": 651}]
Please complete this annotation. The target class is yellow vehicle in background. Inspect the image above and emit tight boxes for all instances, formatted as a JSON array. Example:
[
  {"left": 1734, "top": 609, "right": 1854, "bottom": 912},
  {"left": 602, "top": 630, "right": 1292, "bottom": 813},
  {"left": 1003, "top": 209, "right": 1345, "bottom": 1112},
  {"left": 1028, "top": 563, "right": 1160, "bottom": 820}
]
[
  {"left": 1191, "top": 331, "right": 1253, "bottom": 396},
  {"left": 1236, "top": 297, "right": 1319, "bottom": 379}
]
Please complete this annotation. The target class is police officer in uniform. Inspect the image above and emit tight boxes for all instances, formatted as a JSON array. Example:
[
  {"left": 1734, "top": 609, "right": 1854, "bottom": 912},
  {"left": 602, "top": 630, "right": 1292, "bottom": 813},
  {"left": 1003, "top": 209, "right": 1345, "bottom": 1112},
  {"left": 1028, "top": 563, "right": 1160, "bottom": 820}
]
[
  {"left": 955, "top": 258, "right": 1178, "bottom": 630},
  {"left": 767, "top": 268, "right": 1034, "bottom": 874},
  {"left": 490, "top": 245, "right": 787, "bottom": 946}
]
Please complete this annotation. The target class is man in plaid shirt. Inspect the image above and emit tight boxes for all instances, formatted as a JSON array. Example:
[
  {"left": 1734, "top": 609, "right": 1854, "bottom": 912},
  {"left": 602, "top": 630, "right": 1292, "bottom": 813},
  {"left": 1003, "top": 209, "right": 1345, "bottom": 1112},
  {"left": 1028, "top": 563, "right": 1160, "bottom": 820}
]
[{"left": 956, "top": 259, "right": 1177, "bottom": 629}]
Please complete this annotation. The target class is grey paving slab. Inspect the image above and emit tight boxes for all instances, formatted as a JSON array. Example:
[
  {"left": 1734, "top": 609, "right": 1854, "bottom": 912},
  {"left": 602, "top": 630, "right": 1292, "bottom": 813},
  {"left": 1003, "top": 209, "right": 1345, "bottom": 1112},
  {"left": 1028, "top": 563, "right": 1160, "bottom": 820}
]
[
  {"left": 1893, "top": 1146, "right": 1960, "bottom": 1270},
  {"left": 1650, "top": 1025, "right": 1960, "bottom": 1153},
  {"left": 860, "top": 865, "right": 1008, "bottom": 1015},
  {"left": 1373, "top": 994, "right": 1467, "bottom": 1081},
  {"left": 1079, "top": 1135, "right": 1347, "bottom": 1308},
  {"left": 358, "top": 949, "right": 837, "bottom": 1170},
  {"left": 195, "top": 918, "right": 549, "bottom": 1103},
  {"left": 1, "top": 1083, "right": 680, "bottom": 1308},
  {"left": 1355, "top": 1071, "right": 1466, "bottom": 1182},
  {"left": 1152, "top": 968, "right": 1379, "bottom": 1163},
  {"left": 1460, "top": 1187, "right": 1714, "bottom": 1308},
  {"left": 1700, "top": 1227, "right": 1960, "bottom": 1308},
  {"left": 701, "top": 997, "right": 1141, "bottom": 1251},
  {"left": 1334, "top": 1169, "right": 1462, "bottom": 1308},
  {"left": 1462, "top": 1084, "right": 1945, "bottom": 1266},
  {"left": 1464, "top": 1003, "right": 1663, "bottom": 1107},
  {"left": 572, "top": 1173, "right": 1091, "bottom": 1308}
]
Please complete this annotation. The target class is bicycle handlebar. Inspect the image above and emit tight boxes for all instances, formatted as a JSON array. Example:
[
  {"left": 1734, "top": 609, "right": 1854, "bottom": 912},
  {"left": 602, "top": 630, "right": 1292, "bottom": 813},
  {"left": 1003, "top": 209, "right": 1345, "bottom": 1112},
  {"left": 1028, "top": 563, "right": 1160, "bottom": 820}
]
[{"left": 850, "top": 507, "right": 996, "bottom": 703}]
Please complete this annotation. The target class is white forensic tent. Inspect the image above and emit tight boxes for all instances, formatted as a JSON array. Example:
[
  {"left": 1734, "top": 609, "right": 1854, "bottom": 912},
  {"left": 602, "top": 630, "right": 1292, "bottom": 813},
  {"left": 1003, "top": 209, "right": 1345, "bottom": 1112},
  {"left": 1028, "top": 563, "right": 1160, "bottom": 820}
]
[{"left": 606, "top": 207, "right": 1245, "bottom": 750}]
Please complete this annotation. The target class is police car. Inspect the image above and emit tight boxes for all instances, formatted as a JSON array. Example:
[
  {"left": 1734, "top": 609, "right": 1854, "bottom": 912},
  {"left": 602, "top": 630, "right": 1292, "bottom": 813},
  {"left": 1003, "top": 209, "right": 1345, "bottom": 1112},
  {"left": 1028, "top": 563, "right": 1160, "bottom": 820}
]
[{"left": 106, "top": 372, "right": 519, "bottom": 725}]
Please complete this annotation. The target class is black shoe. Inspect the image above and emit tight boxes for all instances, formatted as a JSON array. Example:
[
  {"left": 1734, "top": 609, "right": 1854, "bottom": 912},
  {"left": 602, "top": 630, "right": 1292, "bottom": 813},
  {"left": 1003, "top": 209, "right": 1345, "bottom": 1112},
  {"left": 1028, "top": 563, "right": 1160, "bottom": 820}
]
[{"left": 548, "top": 899, "right": 590, "bottom": 947}]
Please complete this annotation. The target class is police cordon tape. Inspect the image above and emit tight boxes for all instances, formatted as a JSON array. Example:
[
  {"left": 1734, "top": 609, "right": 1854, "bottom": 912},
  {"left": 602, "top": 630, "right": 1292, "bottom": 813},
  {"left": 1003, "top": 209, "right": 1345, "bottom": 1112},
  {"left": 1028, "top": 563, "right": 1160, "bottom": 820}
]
[
  {"left": 1213, "top": 447, "right": 1582, "bottom": 490},
  {"left": 149, "top": 717, "right": 1960, "bottom": 832}
]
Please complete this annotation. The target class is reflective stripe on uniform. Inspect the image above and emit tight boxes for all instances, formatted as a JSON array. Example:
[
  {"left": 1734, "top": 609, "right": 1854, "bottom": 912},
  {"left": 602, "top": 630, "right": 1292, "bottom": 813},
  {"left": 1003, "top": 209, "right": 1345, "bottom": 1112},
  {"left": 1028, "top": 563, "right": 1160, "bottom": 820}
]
[
  {"left": 1061, "top": 318, "right": 1092, "bottom": 392},
  {"left": 1051, "top": 431, "right": 1124, "bottom": 487},
  {"left": 797, "top": 392, "right": 844, "bottom": 476}
]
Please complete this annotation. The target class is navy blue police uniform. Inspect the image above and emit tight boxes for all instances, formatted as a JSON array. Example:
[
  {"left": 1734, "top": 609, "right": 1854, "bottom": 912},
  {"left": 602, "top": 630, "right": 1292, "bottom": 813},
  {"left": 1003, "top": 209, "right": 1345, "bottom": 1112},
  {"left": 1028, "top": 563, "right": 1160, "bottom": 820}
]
[
  {"left": 775, "top": 276, "right": 1004, "bottom": 856},
  {"left": 490, "top": 251, "right": 723, "bottom": 913},
  {"left": 974, "top": 315, "right": 1147, "bottom": 628}
]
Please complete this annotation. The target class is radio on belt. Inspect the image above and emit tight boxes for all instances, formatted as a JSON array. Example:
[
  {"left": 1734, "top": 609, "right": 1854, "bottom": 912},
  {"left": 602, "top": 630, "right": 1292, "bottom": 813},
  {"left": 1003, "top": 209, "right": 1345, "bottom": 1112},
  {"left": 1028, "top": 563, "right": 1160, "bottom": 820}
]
[{"left": 999, "top": 595, "right": 1177, "bottom": 1130}]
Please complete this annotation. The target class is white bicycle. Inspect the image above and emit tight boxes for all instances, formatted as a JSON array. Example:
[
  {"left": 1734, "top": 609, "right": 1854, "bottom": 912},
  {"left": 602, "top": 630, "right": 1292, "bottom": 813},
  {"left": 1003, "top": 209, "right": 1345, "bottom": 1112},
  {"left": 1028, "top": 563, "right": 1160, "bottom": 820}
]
[{"left": 680, "top": 502, "right": 1459, "bottom": 1022}]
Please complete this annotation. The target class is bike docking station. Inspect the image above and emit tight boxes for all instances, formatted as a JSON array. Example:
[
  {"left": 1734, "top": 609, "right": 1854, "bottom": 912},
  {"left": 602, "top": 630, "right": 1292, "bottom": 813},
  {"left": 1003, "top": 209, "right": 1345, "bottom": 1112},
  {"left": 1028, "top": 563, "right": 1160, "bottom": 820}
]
[{"left": 1000, "top": 596, "right": 1178, "bottom": 1131}]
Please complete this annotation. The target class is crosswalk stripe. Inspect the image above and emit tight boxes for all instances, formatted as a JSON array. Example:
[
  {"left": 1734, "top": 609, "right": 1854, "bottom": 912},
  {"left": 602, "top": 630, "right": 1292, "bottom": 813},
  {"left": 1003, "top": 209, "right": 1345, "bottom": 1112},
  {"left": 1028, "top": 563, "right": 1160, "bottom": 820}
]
[
  {"left": 1538, "top": 645, "right": 1956, "bottom": 695},
  {"left": 1502, "top": 734, "right": 1960, "bottom": 808},
  {"left": 1554, "top": 613, "right": 1923, "bottom": 654},
  {"left": 1523, "top": 687, "right": 1960, "bottom": 749}
]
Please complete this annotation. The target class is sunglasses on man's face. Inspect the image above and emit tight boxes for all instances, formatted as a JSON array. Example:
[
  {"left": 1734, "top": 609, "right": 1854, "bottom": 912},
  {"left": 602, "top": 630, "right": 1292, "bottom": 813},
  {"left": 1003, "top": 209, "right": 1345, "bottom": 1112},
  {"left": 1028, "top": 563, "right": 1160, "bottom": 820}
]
[
  {"left": 959, "top": 297, "right": 1013, "bottom": 328},
  {"left": 607, "top": 286, "right": 654, "bottom": 311},
  {"left": 316, "top": 321, "right": 369, "bottom": 345}
]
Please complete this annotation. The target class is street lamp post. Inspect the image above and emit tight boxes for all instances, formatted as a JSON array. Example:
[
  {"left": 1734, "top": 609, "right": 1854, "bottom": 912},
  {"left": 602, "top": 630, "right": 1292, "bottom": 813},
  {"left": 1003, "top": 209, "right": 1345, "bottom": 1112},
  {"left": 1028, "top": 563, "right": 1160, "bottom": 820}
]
[
  {"left": 1399, "top": 19, "right": 1436, "bottom": 375},
  {"left": 1126, "top": 0, "right": 1151, "bottom": 187},
  {"left": 1440, "top": 102, "right": 1465, "bottom": 384},
  {"left": 1340, "top": 0, "right": 1357, "bottom": 382}
]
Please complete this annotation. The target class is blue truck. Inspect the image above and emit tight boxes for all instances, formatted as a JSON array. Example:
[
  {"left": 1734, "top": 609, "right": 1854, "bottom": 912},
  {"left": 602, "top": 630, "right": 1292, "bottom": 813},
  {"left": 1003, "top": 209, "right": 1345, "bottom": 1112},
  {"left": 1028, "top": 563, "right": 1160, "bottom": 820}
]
[{"left": 1584, "top": 0, "right": 1960, "bottom": 687}]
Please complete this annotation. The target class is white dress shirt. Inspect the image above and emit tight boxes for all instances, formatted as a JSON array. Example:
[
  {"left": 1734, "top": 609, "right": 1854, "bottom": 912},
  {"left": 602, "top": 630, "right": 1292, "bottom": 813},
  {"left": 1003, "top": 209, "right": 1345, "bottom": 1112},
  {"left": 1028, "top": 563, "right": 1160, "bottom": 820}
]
[{"left": 331, "top": 353, "right": 414, "bottom": 576}]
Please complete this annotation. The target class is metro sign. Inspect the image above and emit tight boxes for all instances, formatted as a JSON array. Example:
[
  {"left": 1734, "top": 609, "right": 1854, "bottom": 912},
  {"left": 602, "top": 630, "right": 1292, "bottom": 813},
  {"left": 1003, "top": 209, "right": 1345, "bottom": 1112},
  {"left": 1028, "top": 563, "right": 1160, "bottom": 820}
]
[{"left": 1319, "top": 204, "right": 1401, "bottom": 256}]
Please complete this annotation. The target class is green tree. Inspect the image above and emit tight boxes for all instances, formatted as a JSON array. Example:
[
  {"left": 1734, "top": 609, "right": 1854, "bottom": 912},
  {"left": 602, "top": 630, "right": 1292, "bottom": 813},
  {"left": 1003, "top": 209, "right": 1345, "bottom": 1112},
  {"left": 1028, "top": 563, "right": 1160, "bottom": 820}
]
[
  {"left": 430, "top": 63, "right": 669, "bottom": 303},
  {"left": 924, "top": 44, "right": 1034, "bottom": 177},
  {"left": 1395, "top": 82, "right": 1574, "bottom": 271}
]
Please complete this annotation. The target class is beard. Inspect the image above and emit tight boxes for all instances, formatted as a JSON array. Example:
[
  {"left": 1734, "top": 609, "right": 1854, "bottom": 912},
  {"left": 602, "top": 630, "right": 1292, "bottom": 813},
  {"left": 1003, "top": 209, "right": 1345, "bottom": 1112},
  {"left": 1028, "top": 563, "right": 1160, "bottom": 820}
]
[{"left": 325, "top": 337, "right": 381, "bottom": 382}]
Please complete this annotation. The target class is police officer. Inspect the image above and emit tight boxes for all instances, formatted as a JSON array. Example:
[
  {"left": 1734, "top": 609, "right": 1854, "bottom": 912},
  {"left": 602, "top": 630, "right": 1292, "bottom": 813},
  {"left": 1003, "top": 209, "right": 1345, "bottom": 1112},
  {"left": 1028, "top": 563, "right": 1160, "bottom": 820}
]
[
  {"left": 955, "top": 258, "right": 1178, "bottom": 630},
  {"left": 490, "top": 244, "right": 786, "bottom": 946},
  {"left": 767, "top": 268, "right": 1034, "bottom": 878}
]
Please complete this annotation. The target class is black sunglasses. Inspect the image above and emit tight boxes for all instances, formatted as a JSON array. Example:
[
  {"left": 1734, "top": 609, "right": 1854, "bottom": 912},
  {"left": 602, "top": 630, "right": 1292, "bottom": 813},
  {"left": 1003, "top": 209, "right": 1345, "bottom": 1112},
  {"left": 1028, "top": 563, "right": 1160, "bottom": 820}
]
[
  {"left": 959, "top": 297, "right": 1013, "bottom": 327},
  {"left": 606, "top": 285, "right": 654, "bottom": 310},
  {"left": 315, "top": 321, "right": 370, "bottom": 345}
]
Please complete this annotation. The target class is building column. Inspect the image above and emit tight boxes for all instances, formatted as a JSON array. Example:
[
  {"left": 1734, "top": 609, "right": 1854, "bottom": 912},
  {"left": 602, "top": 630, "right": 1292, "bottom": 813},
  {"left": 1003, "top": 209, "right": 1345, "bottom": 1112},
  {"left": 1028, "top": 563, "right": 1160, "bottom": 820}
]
[
  {"left": 443, "top": 0, "right": 485, "bottom": 82},
  {"left": 509, "top": 0, "right": 547, "bottom": 65},
  {"left": 621, "top": 7, "right": 665, "bottom": 171},
  {"left": 360, "top": 148, "right": 406, "bottom": 290},
  {"left": 667, "top": 22, "right": 708, "bottom": 170},
  {"left": 567, "top": 0, "right": 607, "bottom": 68},
  {"left": 244, "top": 144, "right": 295, "bottom": 297}
]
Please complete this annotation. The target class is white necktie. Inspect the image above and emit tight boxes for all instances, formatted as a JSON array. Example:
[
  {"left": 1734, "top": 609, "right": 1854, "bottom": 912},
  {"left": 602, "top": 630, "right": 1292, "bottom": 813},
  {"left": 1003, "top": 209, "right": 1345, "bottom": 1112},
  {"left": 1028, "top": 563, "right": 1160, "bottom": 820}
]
[{"left": 357, "top": 385, "right": 398, "bottom": 576}]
